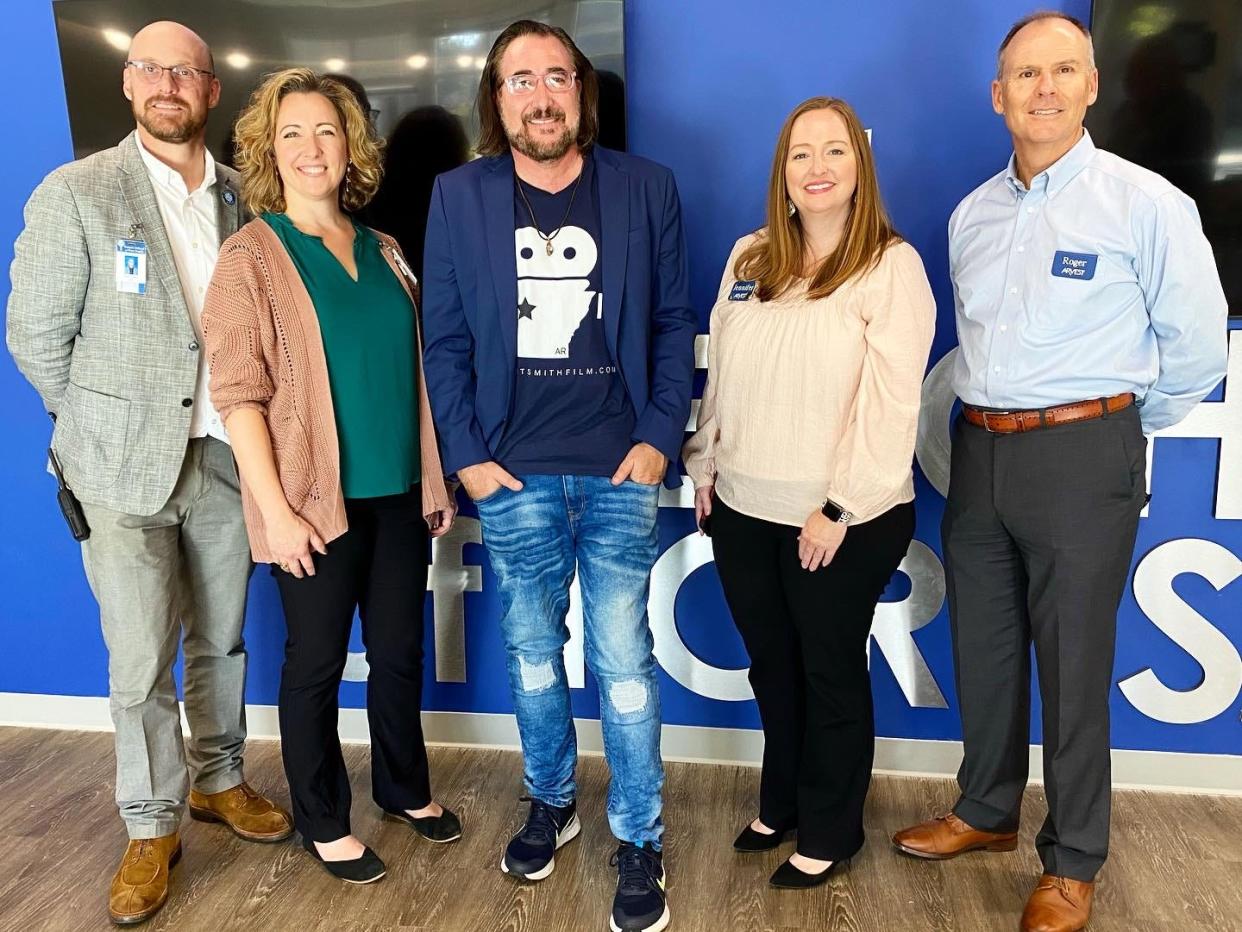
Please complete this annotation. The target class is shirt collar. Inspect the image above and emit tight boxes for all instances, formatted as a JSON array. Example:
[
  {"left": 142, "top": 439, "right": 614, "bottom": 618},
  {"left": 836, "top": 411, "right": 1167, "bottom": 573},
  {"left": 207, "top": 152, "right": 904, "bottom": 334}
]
[
  {"left": 1003, "top": 128, "right": 1096, "bottom": 199},
  {"left": 135, "top": 134, "right": 217, "bottom": 197}
]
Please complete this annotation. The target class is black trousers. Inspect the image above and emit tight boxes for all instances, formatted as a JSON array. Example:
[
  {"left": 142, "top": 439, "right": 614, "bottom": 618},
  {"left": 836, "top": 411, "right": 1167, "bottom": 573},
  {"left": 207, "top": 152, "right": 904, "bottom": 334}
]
[
  {"left": 711, "top": 496, "right": 914, "bottom": 861},
  {"left": 944, "top": 407, "right": 1146, "bottom": 882},
  {"left": 274, "top": 488, "right": 432, "bottom": 842}
]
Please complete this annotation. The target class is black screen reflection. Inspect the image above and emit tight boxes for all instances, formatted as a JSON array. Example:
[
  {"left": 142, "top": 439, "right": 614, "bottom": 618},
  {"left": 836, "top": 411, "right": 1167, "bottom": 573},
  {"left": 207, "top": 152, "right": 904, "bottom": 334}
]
[{"left": 1089, "top": 5, "right": 1241, "bottom": 316}]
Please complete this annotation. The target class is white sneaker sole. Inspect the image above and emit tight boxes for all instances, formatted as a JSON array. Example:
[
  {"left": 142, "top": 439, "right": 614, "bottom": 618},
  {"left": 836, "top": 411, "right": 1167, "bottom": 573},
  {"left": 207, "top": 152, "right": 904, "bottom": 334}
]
[
  {"left": 499, "top": 813, "right": 582, "bottom": 881},
  {"left": 609, "top": 902, "right": 670, "bottom": 932}
]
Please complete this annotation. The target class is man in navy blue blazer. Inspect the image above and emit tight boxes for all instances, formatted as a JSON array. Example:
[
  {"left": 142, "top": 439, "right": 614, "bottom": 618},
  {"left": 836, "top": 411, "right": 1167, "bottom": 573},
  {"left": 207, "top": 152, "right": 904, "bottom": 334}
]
[{"left": 421, "top": 19, "right": 694, "bottom": 932}]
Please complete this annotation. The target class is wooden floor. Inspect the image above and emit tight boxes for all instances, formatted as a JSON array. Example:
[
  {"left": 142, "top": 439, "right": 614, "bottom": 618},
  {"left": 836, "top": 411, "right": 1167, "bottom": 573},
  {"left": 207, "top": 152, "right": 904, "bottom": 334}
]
[{"left": 0, "top": 727, "right": 1239, "bottom": 931}]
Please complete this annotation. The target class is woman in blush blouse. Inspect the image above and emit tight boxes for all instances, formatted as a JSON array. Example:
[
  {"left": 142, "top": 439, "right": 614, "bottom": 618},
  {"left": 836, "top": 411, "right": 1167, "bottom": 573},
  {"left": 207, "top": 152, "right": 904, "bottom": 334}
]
[{"left": 683, "top": 96, "right": 935, "bottom": 889}]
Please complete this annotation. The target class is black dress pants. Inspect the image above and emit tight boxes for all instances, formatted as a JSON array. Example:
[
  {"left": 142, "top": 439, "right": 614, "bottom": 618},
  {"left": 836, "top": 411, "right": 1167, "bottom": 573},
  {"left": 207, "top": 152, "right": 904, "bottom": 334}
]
[
  {"left": 711, "top": 495, "right": 914, "bottom": 861},
  {"left": 944, "top": 407, "right": 1146, "bottom": 881},
  {"left": 274, "top": 488, "right": 432, "bottom": 842}
]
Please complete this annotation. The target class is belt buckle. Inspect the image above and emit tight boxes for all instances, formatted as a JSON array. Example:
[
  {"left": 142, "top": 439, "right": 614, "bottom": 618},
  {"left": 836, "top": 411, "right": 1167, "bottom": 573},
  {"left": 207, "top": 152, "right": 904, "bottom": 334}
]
[{"left": 980, "top": 410, "right": 998, "bottom": 433}]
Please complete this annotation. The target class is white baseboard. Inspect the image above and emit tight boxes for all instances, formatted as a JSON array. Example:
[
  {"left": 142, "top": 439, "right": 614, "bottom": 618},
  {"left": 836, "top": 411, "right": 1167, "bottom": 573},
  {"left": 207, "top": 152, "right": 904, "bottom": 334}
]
[{"left": 2, "top": 692, "right": 1238, "bottom": 796}]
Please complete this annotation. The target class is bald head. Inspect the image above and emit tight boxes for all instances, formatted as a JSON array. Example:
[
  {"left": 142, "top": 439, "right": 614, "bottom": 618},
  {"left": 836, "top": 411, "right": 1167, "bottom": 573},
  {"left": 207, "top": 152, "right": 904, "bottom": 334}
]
[
  {"left": 129, "top": 20, "right": 213, "bottom": 72},
  {"left": 123, "top": 20, "right": 219, "bottom": 148}
]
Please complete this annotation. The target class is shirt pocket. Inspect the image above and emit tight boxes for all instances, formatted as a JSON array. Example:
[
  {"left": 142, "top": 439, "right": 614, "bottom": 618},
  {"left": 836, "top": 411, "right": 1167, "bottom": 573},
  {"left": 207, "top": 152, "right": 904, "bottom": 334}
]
[{"left": 1022, "top": 246, "right": 1137, "bottom": 338}]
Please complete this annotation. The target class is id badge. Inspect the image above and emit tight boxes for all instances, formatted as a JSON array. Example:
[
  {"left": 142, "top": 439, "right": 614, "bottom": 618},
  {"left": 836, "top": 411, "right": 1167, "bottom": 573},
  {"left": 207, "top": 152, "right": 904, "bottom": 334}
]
[{"left": 115, "top": 239, "right": 147, "bottom": 294}]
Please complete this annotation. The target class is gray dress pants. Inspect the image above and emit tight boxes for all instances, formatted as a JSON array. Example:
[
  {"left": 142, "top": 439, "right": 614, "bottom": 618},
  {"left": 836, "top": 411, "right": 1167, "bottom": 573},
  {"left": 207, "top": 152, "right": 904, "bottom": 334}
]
[
  {"left": 80, "top": 437, "right": 253, "bottom": 839},
  {"left": 943, "top": 405, "right": 1146, "bottom": 882}
]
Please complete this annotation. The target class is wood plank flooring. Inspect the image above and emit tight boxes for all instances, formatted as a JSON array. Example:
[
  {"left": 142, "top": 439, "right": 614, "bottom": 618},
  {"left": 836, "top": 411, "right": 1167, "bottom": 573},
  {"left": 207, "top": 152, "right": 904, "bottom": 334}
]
[{"left": 0, "top": 727, "right": 1238, "bottom": 931}]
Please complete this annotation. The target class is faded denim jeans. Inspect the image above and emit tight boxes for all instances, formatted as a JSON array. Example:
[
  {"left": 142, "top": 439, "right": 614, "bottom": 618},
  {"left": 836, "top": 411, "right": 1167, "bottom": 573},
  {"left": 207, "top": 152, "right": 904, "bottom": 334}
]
[{"left": 475, "top": 474, "right": 664, "bottom": 848}]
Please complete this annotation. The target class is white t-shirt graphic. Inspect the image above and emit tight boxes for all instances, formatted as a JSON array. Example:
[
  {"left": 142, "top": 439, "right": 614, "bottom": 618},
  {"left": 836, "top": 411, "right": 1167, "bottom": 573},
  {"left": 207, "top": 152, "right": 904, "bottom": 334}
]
[{"left": 515, "top": 225, "right": 603, "bottom": 358}]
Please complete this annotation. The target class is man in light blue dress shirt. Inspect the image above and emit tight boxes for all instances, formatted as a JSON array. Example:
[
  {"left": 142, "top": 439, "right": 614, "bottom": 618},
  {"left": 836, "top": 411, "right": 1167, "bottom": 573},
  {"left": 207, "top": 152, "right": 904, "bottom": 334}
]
[{"left": 892, "top": 12, "right": 1227, "bottom": 932}]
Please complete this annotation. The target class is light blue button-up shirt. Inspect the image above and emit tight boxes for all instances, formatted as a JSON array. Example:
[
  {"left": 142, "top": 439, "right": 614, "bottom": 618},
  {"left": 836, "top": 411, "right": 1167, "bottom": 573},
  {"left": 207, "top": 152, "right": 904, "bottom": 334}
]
[{"left": 949, "top": 130, "right": 1227, "bottom": 433}]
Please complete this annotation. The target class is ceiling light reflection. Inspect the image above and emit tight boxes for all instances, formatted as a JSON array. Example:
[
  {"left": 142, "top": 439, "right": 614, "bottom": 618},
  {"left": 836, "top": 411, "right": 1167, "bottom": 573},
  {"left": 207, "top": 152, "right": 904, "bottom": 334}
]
[{"left": 102, "top": 28, "right": 130, "bottom": 52}]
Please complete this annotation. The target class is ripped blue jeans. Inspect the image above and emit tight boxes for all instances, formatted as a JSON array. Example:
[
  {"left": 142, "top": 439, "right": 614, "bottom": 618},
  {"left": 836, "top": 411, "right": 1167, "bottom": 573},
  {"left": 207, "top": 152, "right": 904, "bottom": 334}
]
[{"left": 475, "top": 474, "right": 664, "bottom": 848}]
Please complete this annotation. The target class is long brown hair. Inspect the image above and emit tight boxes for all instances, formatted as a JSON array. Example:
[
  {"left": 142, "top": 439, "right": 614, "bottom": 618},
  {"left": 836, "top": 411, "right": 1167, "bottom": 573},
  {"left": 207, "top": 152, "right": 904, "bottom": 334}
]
[
  {"left": 736, "top": 97, "right": 899, "bottom": 302},
  {"left": 233, "top": 68, "right": 383, "bottom": 215},
  {"left": 475, "top": 20, "right": 599, "bottom": 157}
]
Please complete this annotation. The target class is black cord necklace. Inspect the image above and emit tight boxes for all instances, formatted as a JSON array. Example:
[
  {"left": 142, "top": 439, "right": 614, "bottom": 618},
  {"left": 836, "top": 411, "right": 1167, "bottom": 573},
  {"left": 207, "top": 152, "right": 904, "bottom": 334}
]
[{"left": 516, "top": 168, "right": 584, "bottom": 256}]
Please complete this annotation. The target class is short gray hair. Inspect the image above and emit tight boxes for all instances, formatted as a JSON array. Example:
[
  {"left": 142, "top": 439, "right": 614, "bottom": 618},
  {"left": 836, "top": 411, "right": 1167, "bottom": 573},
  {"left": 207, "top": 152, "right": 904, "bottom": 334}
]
[{"left": 996, "top": 11, "right": 1094, "bottom": 80}]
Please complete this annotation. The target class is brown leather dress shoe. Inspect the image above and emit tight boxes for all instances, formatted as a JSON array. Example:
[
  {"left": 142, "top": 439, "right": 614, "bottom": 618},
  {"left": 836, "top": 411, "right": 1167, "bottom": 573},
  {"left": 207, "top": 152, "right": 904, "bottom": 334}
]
[
  {"left": 188, "top": 782, "right": 294, "bottom": 843},
  {"left": 1020, "top": 874, "right": 1095, "bottom": 931},
  {"left": 891, "top": 812, "right": 1018, "bottom": 859},
  {"left": 108, "top": 833, "right": 181, "bottom": 926}
]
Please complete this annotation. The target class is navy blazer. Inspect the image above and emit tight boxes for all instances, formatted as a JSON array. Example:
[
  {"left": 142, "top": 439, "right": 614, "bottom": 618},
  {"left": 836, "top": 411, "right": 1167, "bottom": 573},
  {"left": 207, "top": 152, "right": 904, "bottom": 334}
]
[{"left": 421, "top": 146, "right": 696, "bottom": 487}]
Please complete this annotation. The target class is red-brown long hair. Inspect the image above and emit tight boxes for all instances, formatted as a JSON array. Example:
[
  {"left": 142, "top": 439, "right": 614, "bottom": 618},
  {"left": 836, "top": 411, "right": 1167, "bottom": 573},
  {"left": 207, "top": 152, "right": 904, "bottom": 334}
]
[{"left": 736, "top": 97, "right": 899, "bottom": 302}]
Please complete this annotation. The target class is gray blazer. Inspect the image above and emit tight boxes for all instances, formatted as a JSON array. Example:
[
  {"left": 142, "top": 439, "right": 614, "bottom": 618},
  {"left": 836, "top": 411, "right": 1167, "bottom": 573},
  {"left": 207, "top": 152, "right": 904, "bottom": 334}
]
[{"left": 6, "top": 131, "right": 243, "bottom": 516}]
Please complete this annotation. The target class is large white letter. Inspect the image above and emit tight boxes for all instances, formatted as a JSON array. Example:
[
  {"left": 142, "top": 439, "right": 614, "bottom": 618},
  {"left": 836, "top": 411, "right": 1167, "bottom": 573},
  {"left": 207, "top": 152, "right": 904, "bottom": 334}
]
[
  {"left": 1118, "top": 538, "right": 1242, "bottom": 724},
  {"left": 344, "top": 516, "right": 484, "bottom": 683},
  {"left": 649, "top": 532, "right": 753, "bottom": 701},
  {"left": 869, "top": 541, "right": 949, "bottom": 708},
  {"left": 1148, "top": 332, "right": 1242, "bottom": 519},
  {"left": 428, "top": 517, "right": 484, "bottom": 682}
]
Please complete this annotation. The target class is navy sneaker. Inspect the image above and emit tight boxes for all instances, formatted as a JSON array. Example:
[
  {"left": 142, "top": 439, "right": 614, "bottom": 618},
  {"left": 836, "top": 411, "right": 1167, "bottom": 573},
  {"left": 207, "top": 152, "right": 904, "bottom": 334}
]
[
  {"left": 609, "top": 842, "right": 669, "bottom": 932},
  {"left": 500, "top": 797, "right": 580, "bottom": 881}
]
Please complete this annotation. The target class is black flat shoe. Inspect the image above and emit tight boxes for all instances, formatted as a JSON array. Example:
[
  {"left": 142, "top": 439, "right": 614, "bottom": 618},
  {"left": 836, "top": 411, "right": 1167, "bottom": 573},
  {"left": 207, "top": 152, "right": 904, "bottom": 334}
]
[
  {"left": 302, "top": 837, "right": 387, "bottom": 884},
  {"left": 768, "top": 856, "right": 849, "bottom": 889},
  {"left": 383, "top": 806, "right": 462, "bottom": 843},
  {"left": 733, "top": 823, "right": 794, "bottom": 852}
]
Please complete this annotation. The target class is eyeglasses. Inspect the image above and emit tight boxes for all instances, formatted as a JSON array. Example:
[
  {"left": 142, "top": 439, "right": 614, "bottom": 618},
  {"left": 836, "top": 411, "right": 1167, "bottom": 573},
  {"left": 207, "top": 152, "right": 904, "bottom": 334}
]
[
  {"left": 125, "top": 59, "right": 215, "bottom": 84},
  {"left": 501, "top": 70, "right": 577, "bottom": 96}
]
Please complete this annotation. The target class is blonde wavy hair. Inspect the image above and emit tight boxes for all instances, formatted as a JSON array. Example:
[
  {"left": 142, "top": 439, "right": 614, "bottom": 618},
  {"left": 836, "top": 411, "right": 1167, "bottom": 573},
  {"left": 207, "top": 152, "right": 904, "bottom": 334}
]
[{"left": 233, "top": 68, "right": 383, "bottom": 215}]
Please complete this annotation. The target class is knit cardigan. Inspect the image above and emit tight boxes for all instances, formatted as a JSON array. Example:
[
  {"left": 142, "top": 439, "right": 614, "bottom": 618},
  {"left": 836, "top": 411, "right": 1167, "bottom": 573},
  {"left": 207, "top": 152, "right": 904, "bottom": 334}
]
[{"left": 201, "top": 218, "right": 454, "bottom": 563}]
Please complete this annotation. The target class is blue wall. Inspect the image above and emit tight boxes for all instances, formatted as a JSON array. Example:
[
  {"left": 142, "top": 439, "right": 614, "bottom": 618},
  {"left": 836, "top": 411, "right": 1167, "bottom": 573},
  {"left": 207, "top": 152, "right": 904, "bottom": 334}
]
[{"left": 3, "top": 0, "right": 1240, "bottom": 758}]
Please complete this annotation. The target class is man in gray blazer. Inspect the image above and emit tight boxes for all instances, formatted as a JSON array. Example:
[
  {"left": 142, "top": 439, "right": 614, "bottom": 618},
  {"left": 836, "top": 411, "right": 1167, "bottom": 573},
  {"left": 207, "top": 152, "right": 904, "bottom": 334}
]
[{"left": 6, "top": 21, "right": 291, "bottom": 926}]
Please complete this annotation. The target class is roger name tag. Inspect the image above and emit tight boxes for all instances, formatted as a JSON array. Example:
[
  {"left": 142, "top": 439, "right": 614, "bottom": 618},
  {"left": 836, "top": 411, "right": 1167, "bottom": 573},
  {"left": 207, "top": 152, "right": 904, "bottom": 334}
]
[
  {"left": 1050, "top": 250, "right": 1097, "bottom": 281},
  {"left": 729, "top": 280, "right": 757, "bottom": 301},
  {"left": 115, "top": 239, "right": 147, "bottom": 294}
]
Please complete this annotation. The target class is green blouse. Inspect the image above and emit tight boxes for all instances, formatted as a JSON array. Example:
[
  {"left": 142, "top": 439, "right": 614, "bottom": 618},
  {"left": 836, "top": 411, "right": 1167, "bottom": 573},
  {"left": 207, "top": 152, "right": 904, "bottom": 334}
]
[{"left": 262, "top": 212, "right": 420, "bottom": 498}]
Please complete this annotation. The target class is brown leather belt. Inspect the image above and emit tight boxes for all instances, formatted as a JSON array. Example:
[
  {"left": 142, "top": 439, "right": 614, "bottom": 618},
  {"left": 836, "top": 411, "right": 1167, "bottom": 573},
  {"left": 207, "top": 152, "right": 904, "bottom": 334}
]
[{"left": 962, "top": 392, "right": 1134, "bottom": 434}]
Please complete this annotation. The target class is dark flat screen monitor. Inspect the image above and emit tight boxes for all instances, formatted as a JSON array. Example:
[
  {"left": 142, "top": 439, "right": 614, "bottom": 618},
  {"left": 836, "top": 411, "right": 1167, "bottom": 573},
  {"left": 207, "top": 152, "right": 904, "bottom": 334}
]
[
  {"left": 1088, "top": 1, "right": 1241, "bottom": 316},
  {"left": 51, "top": 0, "right": 626, "bottom": 163}
]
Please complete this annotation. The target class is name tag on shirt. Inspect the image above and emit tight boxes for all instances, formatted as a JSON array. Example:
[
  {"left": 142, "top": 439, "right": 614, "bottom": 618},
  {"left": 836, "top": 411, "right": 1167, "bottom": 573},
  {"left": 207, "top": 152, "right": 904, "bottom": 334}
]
[
  {"left": 115, "top": 239, "right": 147, "bottom": 294},
  {"left": 1050, "top": 250, "right": 1097, "bottom": 281},
  {"left": 729, "top": 280, "right": 757, "bottom": 301}
]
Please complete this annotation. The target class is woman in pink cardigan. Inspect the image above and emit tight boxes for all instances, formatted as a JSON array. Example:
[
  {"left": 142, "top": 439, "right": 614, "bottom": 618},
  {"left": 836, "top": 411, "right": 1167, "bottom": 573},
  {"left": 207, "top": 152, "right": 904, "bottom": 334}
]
[{"left": 202, "top": 69, "right": 457, "bottom": 884}]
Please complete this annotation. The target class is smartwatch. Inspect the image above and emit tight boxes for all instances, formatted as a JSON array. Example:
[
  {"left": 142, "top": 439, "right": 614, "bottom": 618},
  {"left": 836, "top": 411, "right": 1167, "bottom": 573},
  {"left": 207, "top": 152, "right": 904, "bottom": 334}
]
[{"left": 820, "top": 498, "right": 853, "bottom": 524}]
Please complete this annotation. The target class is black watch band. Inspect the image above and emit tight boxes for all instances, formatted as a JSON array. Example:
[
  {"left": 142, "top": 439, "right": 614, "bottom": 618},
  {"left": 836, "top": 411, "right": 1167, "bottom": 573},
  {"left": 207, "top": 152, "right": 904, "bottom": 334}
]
[{"left": 820, "top": 499, "right": 853, "bottom": 523}]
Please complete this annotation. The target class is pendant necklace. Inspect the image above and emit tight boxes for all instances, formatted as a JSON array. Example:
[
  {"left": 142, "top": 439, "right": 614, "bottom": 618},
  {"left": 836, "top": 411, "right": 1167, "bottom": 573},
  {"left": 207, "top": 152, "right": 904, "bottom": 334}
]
[{"left": 516, "top": 168, "right": 583, "bottom": 256}]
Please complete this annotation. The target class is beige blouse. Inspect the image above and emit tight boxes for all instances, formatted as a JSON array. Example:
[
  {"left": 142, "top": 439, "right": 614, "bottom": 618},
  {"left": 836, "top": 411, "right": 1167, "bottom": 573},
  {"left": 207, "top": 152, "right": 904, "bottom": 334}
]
[{"left": 682, "top": 233, "right": 936, "bottom": 527}]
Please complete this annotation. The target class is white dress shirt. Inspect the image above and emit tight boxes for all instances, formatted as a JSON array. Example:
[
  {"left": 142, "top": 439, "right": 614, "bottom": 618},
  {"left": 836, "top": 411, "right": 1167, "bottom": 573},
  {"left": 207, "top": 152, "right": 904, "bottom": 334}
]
[{"left": 136, "top": 136, "right": 229, "bottom": 444}]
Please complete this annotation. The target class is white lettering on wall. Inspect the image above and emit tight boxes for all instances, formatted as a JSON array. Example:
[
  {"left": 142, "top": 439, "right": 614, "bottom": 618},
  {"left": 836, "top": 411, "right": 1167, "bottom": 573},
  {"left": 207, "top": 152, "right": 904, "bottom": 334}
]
[{"left": 1118, "top": 537, "right": 1242, "bottom": 724}]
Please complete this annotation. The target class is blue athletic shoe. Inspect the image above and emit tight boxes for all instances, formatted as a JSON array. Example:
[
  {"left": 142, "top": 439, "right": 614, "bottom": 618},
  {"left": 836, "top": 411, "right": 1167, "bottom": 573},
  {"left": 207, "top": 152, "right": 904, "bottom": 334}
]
[
  {"left": 500, "top": 797, "right": 580, "bottom": 881},
  {"left": 609, "top": 841, "right": 669, "bottom": 932}
]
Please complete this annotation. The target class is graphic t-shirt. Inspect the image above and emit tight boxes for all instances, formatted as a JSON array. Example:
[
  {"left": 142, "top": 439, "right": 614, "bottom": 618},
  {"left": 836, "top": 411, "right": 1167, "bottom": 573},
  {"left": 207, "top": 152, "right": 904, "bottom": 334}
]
[{"left": 494, "top": 156, "right": 636, "bottom": 475}]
